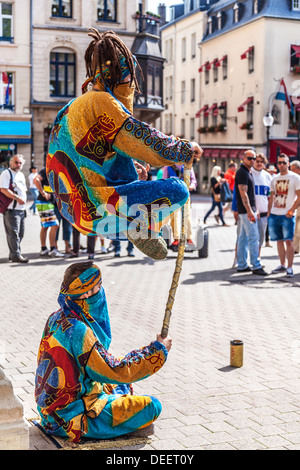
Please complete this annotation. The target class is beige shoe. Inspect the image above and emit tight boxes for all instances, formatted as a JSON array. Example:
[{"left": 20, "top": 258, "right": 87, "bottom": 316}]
[{"left": 127, "top": 232, "right": 168, "bottom": 260}]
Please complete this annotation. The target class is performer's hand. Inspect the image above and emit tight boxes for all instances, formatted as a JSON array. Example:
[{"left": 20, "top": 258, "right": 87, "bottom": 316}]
[
  {"left": 134, "top": 161, "right": 150, "bottom": 180},
  {"left": 156, "top": 334, "right": 172, "bottom": 352}
]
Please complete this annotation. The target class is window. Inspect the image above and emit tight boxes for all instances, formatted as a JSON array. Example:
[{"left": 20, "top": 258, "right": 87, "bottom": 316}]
[
  {"left": 190, "top": 117, "right": 195, "bottom": 140},
  {"left": 181, "top": 37, "right": 186, "bottom": 62},
  {"left": 292, "top": 0, "right": 300, "bottom": 11},
  {"left": 213, "top": 60, "right": 219, "bottom": 82},
  {"left": 51, "top": 0, "right": 72, "bottom": 18},
  {"left": 190, "top": 78, "right": 195, "bottom": 102},
  {"left": 253, "top": 0, "right": 259, "bottom": 14},
  {"left": 147, "top": 65, "right": 154, "bottom": 95},
  {"left": 247, "top": 100, "right": 254, "bottom": 138},
  {"left": 97, "top": 0, "right": 116, "bottom": 22},
  {"left": 291, "top": 45, "right": 300, "bottom": 72},
  {"left": 181, "top": 80, "right": 186, "bottom": 104},
  {"left": 207, "top": 17, "right": 212, "bottom": 35},
  {"left": 248, "top": 46, "right": 255, "bottom": 73},
  {"left": 191, "top": 33, "right": 196, "bottom": 59},
  {"left": 205, "top": 66, "right": 209, "bottom": 85},
  {"left": 222, "top": 56, "right": 228, "bottom": 79},
  {"left": 50, "top": 50, "right": 76, "bottom": 97},
  {"left": 233, "top": 3, "right": 239, "bottom": 23},
  {"left": 219, "top": 102, "right": 227, "bottom": 126},
  {"left": 0, "top": 2, "right": 13, "bottom": 41},
  {"left": 217, "top": 11, "right": 222, "bottom": 30},
  {"left": 0, "top": 72, "right": 14, "bottom": 111},
  {"left": 180, "top": 118, "right": 185, "bottom": 138}
]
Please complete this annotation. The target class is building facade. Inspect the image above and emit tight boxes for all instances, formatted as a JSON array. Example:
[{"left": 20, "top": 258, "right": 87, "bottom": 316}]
[
  {"left": 31, "top": 0, "right": 140, "bottom": 170},
  {"left": 161, "top": 0, "right": 300, "bottom": 193},
  {"left": 0, "top": 0, "right": 32, "bottom": 173}
]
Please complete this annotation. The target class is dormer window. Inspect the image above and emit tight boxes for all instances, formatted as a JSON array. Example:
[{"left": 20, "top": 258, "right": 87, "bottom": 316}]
[
  {"left": 217, "top": 11, "right": 222, "bottom": 30},
  {"left": 233, "top": 3, "right": 239, "bottom": 23},
  {"left": 207, "top": 17, "right": 212, "bottom": 35},
  {"left": 253, "top": 0, "right": 259, "bottom": 14},
  {"left": 292, "top": 0, "right": 300, "bottom": 10}
]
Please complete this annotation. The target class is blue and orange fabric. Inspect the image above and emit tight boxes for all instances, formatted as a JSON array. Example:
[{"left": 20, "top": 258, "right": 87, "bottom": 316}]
[
  {"left": 46, "top": 57, "right": 193, "bottom": 241},
  {"left": 35, "top": 264, "right": 168, "bottom": 442}
]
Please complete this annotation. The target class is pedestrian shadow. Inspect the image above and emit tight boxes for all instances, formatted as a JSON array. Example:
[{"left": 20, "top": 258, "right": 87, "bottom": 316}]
[{"left": 181, "top": 267, "right": 300, "bottom": 286}]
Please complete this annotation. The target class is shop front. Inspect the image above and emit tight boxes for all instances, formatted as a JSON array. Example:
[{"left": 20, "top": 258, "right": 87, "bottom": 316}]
[{"left": 0, "top": 120, "right": 32, "bottom": 173}]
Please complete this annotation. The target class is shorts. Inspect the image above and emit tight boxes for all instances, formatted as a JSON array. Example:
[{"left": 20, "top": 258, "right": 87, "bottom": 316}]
[
  {"left": 268, "top": 213, "right": 295, "bottom": 241},
  {"left": 36, "top": 200, "right": 59, "bottom": 228}
]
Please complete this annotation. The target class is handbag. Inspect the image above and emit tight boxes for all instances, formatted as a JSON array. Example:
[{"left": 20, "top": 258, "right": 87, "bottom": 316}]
[
  {"left": 213, "top": 192, "right": 221, "bottom": 202},
  {"left": 221, "top": 181, "right": 233, "bottom": 203},
  {"left": 0, "top": 169, "right": 17, "bottom": 213}
]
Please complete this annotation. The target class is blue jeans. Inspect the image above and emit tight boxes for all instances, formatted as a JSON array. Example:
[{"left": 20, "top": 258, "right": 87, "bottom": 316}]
[
  {"left": 204, "top": 195, "right": 225, "bottom": 225},
  {"left": 29, "top": 188, "right": 39, "bottom": 213},
  {"left": 113, "top": 239, "right": 134, "bottom": 254},
  {"left": 237, "top": 213, "right": 261, "bottom": 270},
  {"left": 268, "top": 214, "right": 295, "bottom": 241}
]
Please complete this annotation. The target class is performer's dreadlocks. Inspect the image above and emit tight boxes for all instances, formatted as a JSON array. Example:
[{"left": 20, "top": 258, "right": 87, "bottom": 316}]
[{"left": 84, "top": 28, "right": 142, "bottom": 92}]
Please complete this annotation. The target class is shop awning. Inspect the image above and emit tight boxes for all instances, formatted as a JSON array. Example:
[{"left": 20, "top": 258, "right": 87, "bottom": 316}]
[
  {"left": 292, "top": 45, "right": 300, "bottom": 58},
  {"left": 195, "top": 105, "right": 209, "bottom": 118},
  {"left": 202, "top": 148, "right": 249, "bottom": 159},
  {"left": 241, "top": 46, "right": 254, "bottom": 60},
  {"left": 0, "top": 120, "right": 31, "bottom": 137},
  {"left": 269, "top": 139, "right": 298, "bottom": 163},
  {"left": 237, "top": 96, "right": 253, "bottom": 112}
]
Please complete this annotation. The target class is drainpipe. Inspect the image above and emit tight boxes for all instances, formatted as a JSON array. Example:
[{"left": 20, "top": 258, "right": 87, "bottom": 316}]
[{"left": 30, "top": 0, "right": 34, "bottom": 165}]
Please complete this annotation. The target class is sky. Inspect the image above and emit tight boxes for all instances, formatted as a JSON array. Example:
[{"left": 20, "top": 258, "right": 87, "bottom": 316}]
[{"left": 146, "top": 0, "right": 184, "bottom": 20}]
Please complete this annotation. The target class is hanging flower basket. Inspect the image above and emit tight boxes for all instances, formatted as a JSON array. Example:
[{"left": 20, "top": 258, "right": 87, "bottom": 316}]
[{"left": 292, "top": 65, "right": 300, "bottom": 74}]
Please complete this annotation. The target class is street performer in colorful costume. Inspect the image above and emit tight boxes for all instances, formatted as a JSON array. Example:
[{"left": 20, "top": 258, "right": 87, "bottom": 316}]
[
  {"left": 46, "top": 29, "right": 202, "bottom": 259},
  {"left": 35, "top": 261, "right": 172, "bottom": 442}
]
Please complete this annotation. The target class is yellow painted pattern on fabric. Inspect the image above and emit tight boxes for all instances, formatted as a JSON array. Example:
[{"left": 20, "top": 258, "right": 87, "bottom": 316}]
[{"left": 111, "top": 395, "right": 152, "bottom": 427}]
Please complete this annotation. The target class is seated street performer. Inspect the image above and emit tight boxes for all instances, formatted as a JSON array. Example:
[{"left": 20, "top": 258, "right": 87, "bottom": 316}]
[
  {"left": 35, "top": 261, "right": 172, "bottom": 442},
  {"left": 46, "top": 29, "right": 202, "bottom": 260}
]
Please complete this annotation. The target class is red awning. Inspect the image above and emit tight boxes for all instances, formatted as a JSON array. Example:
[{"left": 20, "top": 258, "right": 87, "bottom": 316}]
[
  {"left": 195, "top": 105, "right": 209, "bottom": 118},
  {"left": 229, "top": 149, "right": 240, "bottom": 158},
  {"left": 220, "top": 149, "right": 229, "bottom": 158},
  {"left": 198, "top": 61, "right": 211, "bottom": 72},
  {"left": 209, "top": 103, "right": 219, "bottom": 116},
  {"left": 292, "top": 45, "right": 300, "bottom": 58},
  {"left": 203, "top": 149, "right": 212, "bottom": 158},
  {"left": 241, "top": 46, "right": 254, "bottom": 60},
  {"left": 269, "top": 139, "right": 298, "bottom": 163},
  {"left": 215, "top": 56, "right": 227, "bottom": 67},
  {"left": 211, "top": 149, "right": 220, "bottom": 158},
  {"left": 238, "top": 96, "right": 253, "bottom": 112}
]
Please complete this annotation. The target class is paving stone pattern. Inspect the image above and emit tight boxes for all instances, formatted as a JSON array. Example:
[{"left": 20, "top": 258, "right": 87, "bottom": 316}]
[{"left": 1, "top": 196, "right": 300, "bottom": 450}]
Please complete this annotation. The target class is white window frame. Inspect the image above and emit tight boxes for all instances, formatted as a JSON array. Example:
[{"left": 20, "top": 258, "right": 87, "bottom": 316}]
[
  {"left": 293, "top": 0, "right": 300, "bottom": 10},
  {"left": 0, "top": 71, "right": 14, "bottom": 112},
  {"left": 0, "top": 2, "right": 13, "bottom": 40}
]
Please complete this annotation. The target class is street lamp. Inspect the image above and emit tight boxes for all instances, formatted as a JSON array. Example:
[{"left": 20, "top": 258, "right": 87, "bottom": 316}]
[{"left": 263, "top": 112, "right": 274, "bottom": 161}]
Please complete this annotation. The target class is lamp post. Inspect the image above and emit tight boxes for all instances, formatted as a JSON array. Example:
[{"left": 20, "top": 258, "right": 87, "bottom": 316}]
[{"left": 263, "top": 112, "right": 274, "bottom": 161}]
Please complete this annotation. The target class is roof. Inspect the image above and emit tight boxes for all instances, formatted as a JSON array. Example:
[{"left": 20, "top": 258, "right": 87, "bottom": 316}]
[{"left": 202, "top": 0, "right": 300, "bottom": 42}]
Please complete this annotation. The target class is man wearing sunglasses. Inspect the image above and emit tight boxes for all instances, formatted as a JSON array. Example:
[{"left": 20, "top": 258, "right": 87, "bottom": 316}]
[
  {"left": 235, "top": 149, "right": 267, "bottom": 275},
  {"left": 268, "top": 154, "right": 300, "bottom": 277}
]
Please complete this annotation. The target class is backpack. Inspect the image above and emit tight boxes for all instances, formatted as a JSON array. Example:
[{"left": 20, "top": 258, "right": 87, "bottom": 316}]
[
  {"left": 0, "top": 169, "right": 17, "bottom": 213},
  {"left": 220, "top": 181, "right": 233, "bottom": 203}
]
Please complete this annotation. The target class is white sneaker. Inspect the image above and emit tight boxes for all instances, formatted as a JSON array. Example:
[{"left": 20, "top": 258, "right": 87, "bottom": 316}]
[
  {"left": 40, "top": 248, "right": 50, "bottom": 256},
  {"left": 286, "top": 268, "right": 294, "bottom": 278},
  {"left": 49, "top": 248, "right": 65, "bottom": 258},
  {"left": 272, "top": 265, "right": 286, "bottom": 274},
  {"left": 101, "top": 246, "right": 108, "bottom": 254}
]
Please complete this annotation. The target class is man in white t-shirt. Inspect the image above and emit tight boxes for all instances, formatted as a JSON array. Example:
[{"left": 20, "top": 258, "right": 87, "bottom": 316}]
[
  {"left": 0, "top": 154, "right": 28, "bottom": 263},
  {"left": 267, "top": 154, "right": 300, "bottom": 277},
  {"left": 252, "top": 153, "right": 272, "bottom": 256}
]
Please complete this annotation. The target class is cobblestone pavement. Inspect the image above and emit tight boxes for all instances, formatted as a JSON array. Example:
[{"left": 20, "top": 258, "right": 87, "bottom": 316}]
[{"left": 1, "top": 195, "right": 300, "bottom": 450}]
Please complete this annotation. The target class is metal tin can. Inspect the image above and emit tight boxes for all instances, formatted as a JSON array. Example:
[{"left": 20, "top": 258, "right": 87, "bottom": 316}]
[{"left": 230, "top": 340, "right": 243, "bottom": 367}]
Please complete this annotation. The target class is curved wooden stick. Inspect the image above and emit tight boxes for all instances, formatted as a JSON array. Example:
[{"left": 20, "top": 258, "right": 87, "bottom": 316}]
[{"left": 161, "top": 166, "right": 191, "bottom": 338}]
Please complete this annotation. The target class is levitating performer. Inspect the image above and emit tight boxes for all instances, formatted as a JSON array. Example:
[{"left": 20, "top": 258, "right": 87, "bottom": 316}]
[{"left": 46, "top": 29, "right": 202, "bottom": 259}]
